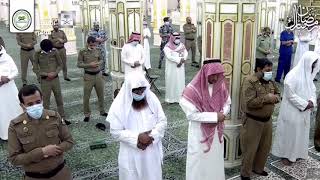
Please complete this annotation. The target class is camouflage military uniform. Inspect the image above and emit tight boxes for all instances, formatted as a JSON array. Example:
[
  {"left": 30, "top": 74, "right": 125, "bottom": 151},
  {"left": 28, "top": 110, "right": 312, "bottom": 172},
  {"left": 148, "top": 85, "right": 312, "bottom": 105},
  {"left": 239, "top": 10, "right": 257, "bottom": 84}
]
[
  {"left": 88, "top": 29, "right": 108, "bottom": 73},
  {"left": 158, "top": 24, "right": 173, "bottom": 68}
]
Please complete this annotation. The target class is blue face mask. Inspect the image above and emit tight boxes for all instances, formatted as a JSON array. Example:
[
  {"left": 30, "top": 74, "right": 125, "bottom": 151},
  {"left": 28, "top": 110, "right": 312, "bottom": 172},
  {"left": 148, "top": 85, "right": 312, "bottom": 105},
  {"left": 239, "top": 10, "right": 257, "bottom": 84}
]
[
  {"left": 132, "top": 92, "right": 146, "bottom": 101},
  {"left": 26, "top": 104, "right": 44, "bottom": 119},
  {"left": 263, "top": 71, "right": 273, "bottom": 81}
]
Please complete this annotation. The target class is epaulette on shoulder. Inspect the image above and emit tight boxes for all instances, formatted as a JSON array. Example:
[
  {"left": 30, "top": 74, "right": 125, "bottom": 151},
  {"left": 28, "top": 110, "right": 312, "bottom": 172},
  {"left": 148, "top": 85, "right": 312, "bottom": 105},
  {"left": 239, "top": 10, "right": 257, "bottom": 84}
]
[{"left": 11, "top": 113, "right": 26, "bottom": 125}]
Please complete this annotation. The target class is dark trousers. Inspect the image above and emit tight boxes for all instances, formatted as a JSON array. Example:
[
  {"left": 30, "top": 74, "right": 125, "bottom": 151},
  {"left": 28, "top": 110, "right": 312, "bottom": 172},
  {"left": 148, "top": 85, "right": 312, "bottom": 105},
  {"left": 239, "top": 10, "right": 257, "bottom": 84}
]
[
  {"left": 159, "top": 41, "right": 167, "bottom": 67},
  {"left": 275, "top": 53, "right": 292, "bottom": 81}
]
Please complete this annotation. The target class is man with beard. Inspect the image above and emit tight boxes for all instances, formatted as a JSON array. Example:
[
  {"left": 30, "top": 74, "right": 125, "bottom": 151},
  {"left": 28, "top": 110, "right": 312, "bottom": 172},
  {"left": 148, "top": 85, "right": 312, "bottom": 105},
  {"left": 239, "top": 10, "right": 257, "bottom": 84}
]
[{"left": 107, "top": 73, "right": 167, "bottom": 180}]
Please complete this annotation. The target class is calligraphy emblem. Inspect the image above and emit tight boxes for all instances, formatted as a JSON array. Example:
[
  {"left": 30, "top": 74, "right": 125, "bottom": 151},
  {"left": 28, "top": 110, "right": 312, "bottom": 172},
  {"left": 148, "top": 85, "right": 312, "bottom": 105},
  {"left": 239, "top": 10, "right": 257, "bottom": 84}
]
[
  {"left": 12, "top": 9, "right": 32, "bottom": 31},
  {"left": 285, "top": 4, "right": 319, "bottom": 31}
]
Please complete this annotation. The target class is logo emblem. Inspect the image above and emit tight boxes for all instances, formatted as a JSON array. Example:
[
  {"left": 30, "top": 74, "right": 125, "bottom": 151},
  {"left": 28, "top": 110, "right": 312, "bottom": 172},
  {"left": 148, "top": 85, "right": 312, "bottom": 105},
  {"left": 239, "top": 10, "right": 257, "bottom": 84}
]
[{"left": 12, "top": 9, "right": 32, "bottom": 31}]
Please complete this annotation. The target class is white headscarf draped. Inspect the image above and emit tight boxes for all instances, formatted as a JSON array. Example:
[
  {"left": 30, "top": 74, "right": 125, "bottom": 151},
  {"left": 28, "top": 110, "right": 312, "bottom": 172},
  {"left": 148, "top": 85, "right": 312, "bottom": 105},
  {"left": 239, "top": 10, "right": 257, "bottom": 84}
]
[
  {"left": 106, "top": 72, "right": 159, "bottom": 129},
  {"left": 284, "top": 51, "right": 320, "bottom": 100}
]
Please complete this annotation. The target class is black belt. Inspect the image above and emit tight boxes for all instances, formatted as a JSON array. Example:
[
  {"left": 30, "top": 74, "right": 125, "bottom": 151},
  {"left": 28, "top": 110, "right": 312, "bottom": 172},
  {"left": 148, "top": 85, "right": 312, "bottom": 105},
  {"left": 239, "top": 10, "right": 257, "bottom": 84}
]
[
  {"left": 185, "top": 38, "right": 195, "bottom": 41},
  {"left": 85, "top": 70, "right": 100, "bottom": 75},
  {"left": 21, "top": 48, "right": 34, "bottom": 51},
  {"left": 55, "top": 46, "right": 65, "bottom": 49},
  {"left": 41, "top": 75, "right": 58, "bottom": 80},
  {"left": 246, "top": 113, "right": 270, "bottom": 122},
  {"left": 25, "top": 161, "right": 65, "bottom": 179}
]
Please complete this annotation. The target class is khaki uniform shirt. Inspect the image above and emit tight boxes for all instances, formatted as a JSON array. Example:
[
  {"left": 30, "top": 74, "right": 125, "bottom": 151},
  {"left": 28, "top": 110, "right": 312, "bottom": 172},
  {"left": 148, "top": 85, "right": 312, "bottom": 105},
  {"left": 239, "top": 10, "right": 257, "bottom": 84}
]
[
  {"left": 16, "top": 33, "right": 37, "bottom": 49},
  {"left": 49, "top": 30, "right": 68, "bottom": 48},
  {"left": 183, "top": 23, "right": 196, "bottom": 40},
  {"left": 8, "top": 110, "right": 74, "bottom": 173},
  {"left": 33, "top": 49, "right": 62, "bottom": 77},
  {"left": 256, "top": 35, "right": 271, "bottom": 58},
  {"left": 77, "top": 48, "right": 102, "bottom": 72},
  {"left": 241, "top": 73, "right": 280, "bottom": 119}
]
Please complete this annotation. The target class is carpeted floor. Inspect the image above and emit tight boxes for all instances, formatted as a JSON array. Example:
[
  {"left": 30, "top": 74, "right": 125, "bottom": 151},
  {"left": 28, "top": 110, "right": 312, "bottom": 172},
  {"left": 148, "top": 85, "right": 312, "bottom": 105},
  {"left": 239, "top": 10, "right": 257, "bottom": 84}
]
[{"left": 0, "top": 23, "right": 319, "bottom": 180}]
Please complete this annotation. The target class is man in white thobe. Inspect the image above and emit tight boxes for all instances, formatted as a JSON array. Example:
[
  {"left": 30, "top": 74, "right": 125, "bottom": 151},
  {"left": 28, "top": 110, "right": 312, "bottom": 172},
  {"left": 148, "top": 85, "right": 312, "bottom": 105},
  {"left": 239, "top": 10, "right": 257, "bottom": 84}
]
[
  {"left": 0, "top": 45, "right": 23, "bottom": 140},
  {"left": 106, "top": 73, "right": 167, "bottom": 180},
  {"left": 272, "top": 51, "right": 320, "bottom": 166},
  {"left": 143, "top": 21, "right": 152, "bottom": 69},
  {"left": 292, "top": 29, "right": 312, "bottom": 67},
  {"left": 121, "top": 32, "right": 145, "bottom": 76},
  {"left": 164, "top": 32, "right": 188, "bottom": 103},
  {"left": 180, "top": 59, "right": 231, "bottom": 180}
]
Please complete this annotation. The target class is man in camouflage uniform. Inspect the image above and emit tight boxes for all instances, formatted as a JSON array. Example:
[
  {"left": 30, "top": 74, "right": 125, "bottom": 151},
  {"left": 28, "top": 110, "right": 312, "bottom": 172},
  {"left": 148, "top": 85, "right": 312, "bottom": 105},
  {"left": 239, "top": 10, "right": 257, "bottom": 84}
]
[
  {"left": 33, "top": 39, "right": 71, "bottom": 125},
  {"left": 183, "top": 17, "right": 198, "bottom": 67},
  {"left": 77, "top": 36, "right": 108, "bottom": 122},
  {"left": 88, "top": 22, "right": 109, "bottom": 76},
  {"left": 158, "top": 17, "right": 173, "bottom": 69},
  {"left": 49, "top": 20, "right": 71, "bottom": 81},
  {"left": 16, "top": 32, "right": 37, "bottom": 86},
  {"left": 8, "top": 84, "right": 74, "bottom": 180}
]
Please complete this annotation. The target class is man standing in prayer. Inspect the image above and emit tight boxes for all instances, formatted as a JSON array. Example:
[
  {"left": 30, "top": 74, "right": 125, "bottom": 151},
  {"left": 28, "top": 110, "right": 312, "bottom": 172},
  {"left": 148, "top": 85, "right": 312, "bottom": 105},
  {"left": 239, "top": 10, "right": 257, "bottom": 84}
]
[
  {"left": 49, "top": 20, "right": 71, "bottom": 81},
  {"left": 275, "top": 22, "right": 295, "bottom": 83},
  {"left": 292, "top": 29, "right": 312, "bottom": 67},
  {"left": 33, "top": 39, "right": 71, "bottom": 125},
  {"left": 158, "top": 17, "right": 174, "bottom": 69},
  {"left": 180, "top": 59, "right": 231, "bottom": 180},
  {"left": 88, "top": 22, "right": 109, "bottom": 76},
  {"left": 16, "top": 32, "right": 37, "bottom": 86},
  {"left": 272, "top": 51, "right": 320, "bottom": 165},
  {"left": 143, "top": 21, "right": 152, "bottom": 69},
  {"left": 8, "top": 85, "right": 74, "bottom": 180},
  {"left": 121, "top": 32, "right": 145, "bottom": 76},
  {"left": 183, "top": 17, "right": 198, "bottom": 67},
  {"left": 0, "top": 45, "right": 23, "bottom": 141},
  {"left": 164, "top": 32, "right": 188, "bottom": 104},
  {"left": 240, "top": 58, "right": 280, "bottom": 180},
  {"left": 77, "top": 36, "right": 108, "bottom": 122},
  {"left": 107, "top": 73, "right": 167, "bottom": 180},
  {"left": 256, "top": 27, "right": 272, "bottom": 59}
]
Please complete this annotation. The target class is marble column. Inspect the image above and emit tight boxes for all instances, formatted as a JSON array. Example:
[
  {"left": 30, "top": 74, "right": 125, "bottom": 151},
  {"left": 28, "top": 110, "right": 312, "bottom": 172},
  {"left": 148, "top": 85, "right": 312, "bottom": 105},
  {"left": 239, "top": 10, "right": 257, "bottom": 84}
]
[
  {"left": 152, "top": 0, "right": 167, "bottom": 46},
  {"left": 56, "top": 0, "right": 77, "bottom": 55},
  {"left": 199, "top": 0, "right": 258, "bottom": 167},
  {"left": 108, "top": 0, "right": 143, "bottom": 95}
]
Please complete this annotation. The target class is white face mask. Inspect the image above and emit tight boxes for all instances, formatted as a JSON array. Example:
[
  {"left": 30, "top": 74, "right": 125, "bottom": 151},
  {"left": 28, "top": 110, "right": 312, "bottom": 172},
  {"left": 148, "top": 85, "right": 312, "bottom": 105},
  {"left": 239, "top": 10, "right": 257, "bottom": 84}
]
[
  {"left": 165, "top": 22, "right": 170, "bottom": 25},
  {"left": 131, "top": 41, "right": 139, "bottom": 46},
  {"left": 174, "top": 39, "right": 180, "bottom": 45},
  {"left": 263, "top": 71, "right": 273, "bottom": 81}
]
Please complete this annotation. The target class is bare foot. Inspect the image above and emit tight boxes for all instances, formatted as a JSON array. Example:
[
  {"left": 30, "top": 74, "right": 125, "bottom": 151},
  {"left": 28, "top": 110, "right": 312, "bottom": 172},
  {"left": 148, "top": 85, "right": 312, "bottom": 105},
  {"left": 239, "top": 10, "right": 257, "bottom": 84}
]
[{"left": 281, "top": 158, "right": 293, "bottom": 166}]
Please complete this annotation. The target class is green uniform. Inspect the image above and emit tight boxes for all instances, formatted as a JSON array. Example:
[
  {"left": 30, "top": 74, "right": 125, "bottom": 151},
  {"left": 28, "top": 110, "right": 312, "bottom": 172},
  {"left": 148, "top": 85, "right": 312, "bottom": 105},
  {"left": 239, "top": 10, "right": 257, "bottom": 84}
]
[
  {"left": 0, "top": 36, "right": 5, "bottom": 48},
  {"left": 33, "top": 49, "right": 65, "bottom": 118},
  {"left": 16, "top": 33, "right": 37, "bottom": 85},
  {"left": 77, "top": 48, "right": 105, "bottom": 117},
  {"left": 183, "top": 23, "right": 197, "bottom": 63},
  {"left": 8, "top": 110, "right": 74, "bottom": 180},
  {"left": 240, "top": 73, "right": 280, "bottom": 177},
  {"left": 49, "top": 30, "right": 68, "bottom": 79},
  {"left": 256, "top": 35, "right": 271, "bottom": 59}
]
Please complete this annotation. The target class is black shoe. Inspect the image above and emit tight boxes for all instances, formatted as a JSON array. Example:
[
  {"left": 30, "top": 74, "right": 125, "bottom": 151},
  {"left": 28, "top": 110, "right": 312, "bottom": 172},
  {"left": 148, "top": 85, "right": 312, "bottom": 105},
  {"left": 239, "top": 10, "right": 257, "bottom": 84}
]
[
  {"left": 275, "top": 79, "right": 281, "bottom": 83},
  {"left": 84, "top": 117, "right": 90, "bottom": 122},
  {"left": 100, "top": 112, "right": 108, "bottom": 117},
  {"left": 23, "top": 84, "right": 27, "bottom": 87},
  {"left": 253, "top": 170, "right": 268, "bottom": 176},
  {"left": 95, "top": 123, "right": 106, "bottom": 131},
  {"left": 240, "top": 175, "right": 251, "bottom": 180},
  {"left": 102, "top": 73, "right": 109, "bottom": 77},
  {"left": 64, "top": 78, "right": 71, "bottom": 81},
  {"left": 158, "top": 64, "right": 161, "bottom": 69},
  {"left": 64, "top": 120, "right": 72, "bottom": 125},
  {"left": 314, "top": 78, "right": 318, "bottom": 81}
]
